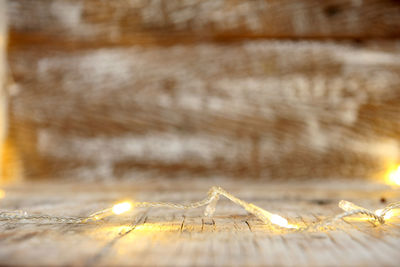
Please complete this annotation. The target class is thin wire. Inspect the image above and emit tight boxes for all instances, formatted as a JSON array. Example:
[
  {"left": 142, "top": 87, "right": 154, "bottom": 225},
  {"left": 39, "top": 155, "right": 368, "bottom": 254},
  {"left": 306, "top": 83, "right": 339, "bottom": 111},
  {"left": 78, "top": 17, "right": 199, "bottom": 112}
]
[
  {"left": 132, "top": 186, "right": 246, "bottom": 212},
  {"left": 332, "top": 209, "right": 384, "bottom": 224},
  {"left": 0, "top": 211, "right": 86, "bottom": 223},
  {"left": 0, "top": 187, "right": 399, "bottom": 229}
]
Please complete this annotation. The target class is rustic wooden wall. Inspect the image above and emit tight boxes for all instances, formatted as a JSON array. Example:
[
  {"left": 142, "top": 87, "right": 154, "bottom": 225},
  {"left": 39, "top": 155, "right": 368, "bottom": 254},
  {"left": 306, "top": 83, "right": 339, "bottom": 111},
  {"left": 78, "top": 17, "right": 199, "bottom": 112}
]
[{"left": 5, "top": 0, "right": 400, "bottom": 181}]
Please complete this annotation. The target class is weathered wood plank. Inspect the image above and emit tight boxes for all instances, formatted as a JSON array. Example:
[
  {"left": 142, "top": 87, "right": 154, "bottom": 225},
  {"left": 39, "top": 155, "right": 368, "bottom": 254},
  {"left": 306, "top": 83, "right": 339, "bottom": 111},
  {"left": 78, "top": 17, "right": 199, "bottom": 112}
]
[
  {"left": 8, "top": 40, "right": 400, "bottom": 180},
  {"left": 1, "top": 180, "right": 400, "bottom": 266},
  {"left": 7, "top": 0, "right": 400, "bottom": 49},
  {"left": 5, "top": 0, "right": 400, "bottom": 182}
]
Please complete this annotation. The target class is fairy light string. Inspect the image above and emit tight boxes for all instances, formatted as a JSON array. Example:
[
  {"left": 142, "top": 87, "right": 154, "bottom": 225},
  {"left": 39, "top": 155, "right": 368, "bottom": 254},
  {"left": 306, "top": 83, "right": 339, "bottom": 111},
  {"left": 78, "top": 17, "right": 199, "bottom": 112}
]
[{"left": 0, "top": 186, "right": 399, "bottom": 230}]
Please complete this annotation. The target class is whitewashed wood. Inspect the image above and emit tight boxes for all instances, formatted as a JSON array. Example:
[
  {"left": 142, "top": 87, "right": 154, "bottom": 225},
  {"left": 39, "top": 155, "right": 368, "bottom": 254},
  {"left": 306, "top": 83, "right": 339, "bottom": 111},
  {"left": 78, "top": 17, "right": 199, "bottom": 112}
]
[
  {"left": 8, "top": 40, "right": 400, "bottom": 180},
  {"left": 5, "top": 0, "right": 400, "bottom": 183},
  {"left": 0, "top": 179, "right": 399, "bottom": 266}
]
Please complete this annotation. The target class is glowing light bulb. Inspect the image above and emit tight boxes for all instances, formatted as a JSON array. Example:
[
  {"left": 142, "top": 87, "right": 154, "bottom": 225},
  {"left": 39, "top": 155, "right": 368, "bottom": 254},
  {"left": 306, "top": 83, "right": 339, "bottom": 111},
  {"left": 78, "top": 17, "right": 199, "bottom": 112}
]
[
  {"left": 387, "top": 165, "right": 400, "bottom": 186},
  {"left": 112, "top": 202, "right": 132, "bottom": 215},
  {"left": 375, "top": 209, "right": 393, "bottom": 220},
  {"left": 269, "top": 214, "right": 296, "bottom": 229},
  {"left": 247, "top": 203, "right": 297, "bottom": 229},
  {"left": 0, "top": 189, "right": 5, "bottom": 199},
  {"left": 375, "top": 209, "right": 384, "bottom": 217}
]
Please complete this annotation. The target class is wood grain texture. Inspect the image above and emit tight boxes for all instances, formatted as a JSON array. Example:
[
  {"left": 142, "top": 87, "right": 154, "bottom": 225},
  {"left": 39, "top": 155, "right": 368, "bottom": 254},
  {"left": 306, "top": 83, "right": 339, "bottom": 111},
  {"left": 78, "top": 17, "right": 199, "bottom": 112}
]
[
  {"left": 5, "top": 0, "right": 400, "bottom": 181},
  {"left": 7, "top": 40, "right": 400, "bottom": 180},
  {"left": 0, "top": 179, "right": 400, "bottom": 266},
  {"left": 7, "top": 0, "right": 400, "bottom": 49}
]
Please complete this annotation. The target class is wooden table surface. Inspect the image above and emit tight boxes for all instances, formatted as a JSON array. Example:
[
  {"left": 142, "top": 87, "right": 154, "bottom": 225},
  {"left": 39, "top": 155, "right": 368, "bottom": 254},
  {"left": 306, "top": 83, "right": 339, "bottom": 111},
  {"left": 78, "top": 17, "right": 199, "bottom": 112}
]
[{"left": 1, "top": 178, "right": 400, "bottom": 266}]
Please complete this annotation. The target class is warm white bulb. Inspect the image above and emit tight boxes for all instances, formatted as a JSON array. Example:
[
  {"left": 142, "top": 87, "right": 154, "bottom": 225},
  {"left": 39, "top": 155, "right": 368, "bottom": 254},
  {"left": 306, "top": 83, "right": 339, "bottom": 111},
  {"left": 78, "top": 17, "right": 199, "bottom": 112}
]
[
  {"left": 375, "top": 209, "right": 384, "bottom": 217},
  {"left": 270, "top": 214, "right": 296, "bottom": 229},
  {"left": 388, "top": 166, "right": 400, "bottom": 186},
  {"left": 247, "top": 203, "right": 297, "bottom": 229},
  {"left": 112, "top": 202, "right": 132, "bottom": 215},
  {"left": 375, "top": 209, "right": 393, "bottom": 220},
  {"left": 270, "top": 214, "right": 288, "bottom": 226}
]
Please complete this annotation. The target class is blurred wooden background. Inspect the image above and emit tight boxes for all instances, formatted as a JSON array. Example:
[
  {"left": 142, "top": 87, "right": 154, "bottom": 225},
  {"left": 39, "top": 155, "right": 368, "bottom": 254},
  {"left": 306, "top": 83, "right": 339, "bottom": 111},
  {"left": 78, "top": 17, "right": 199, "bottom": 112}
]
[{"left": 3, "top": 0, "right": 400, "bottom": 181}]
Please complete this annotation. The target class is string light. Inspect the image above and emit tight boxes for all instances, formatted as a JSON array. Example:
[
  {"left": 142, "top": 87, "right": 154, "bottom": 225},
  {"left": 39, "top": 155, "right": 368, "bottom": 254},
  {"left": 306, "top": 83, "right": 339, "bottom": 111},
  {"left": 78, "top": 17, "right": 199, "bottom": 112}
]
[
  {"left": 0, "top": 186, "right": 399, "bottom": 231},
  {"left": 337, "top": 199, "right": 400, "bottom": 224},
  {"left": 80, "top": 187, "right": 295, "bottom": 229}
]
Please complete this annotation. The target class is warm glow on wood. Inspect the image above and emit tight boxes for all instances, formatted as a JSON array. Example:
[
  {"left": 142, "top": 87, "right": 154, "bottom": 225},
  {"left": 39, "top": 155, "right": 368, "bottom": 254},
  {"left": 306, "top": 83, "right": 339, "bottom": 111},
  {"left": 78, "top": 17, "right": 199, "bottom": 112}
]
[
  {"left": 0, "top": 137, "right": 23, "bottom": 184},
  {"left": 386, "top": 165, "right": 400, "bottom": 186}
]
